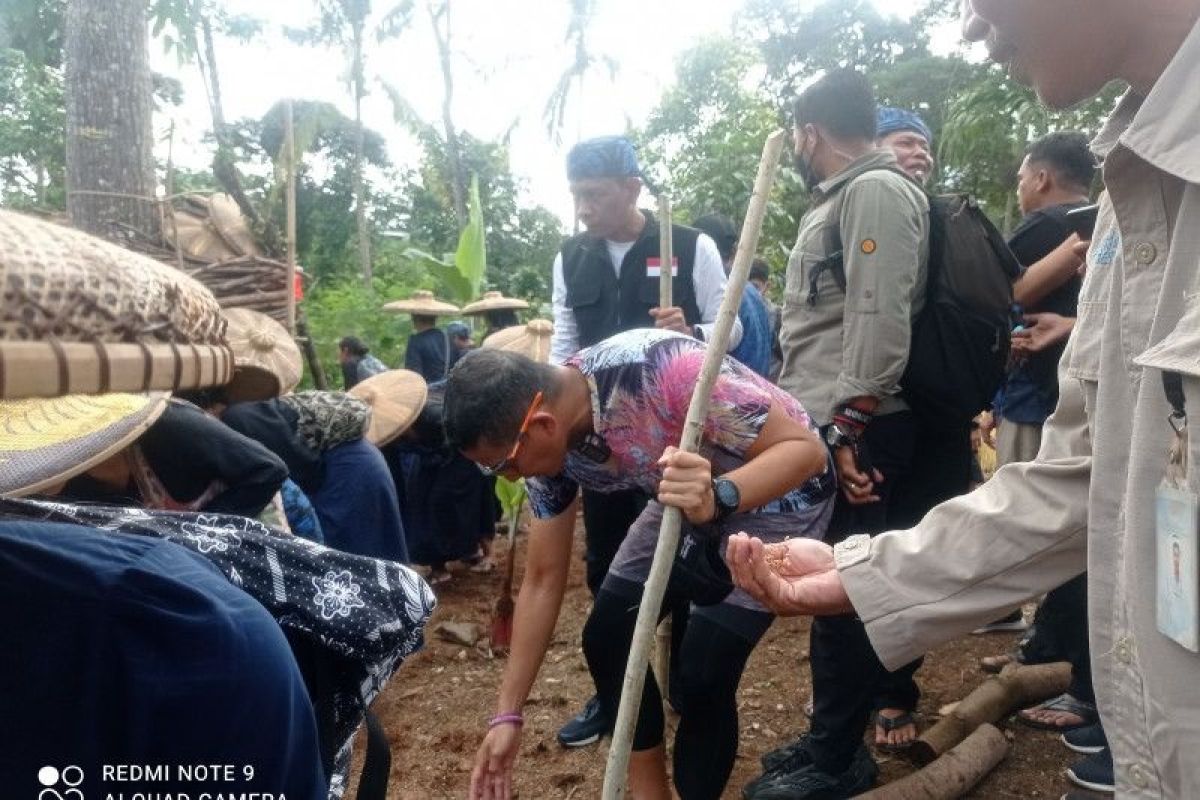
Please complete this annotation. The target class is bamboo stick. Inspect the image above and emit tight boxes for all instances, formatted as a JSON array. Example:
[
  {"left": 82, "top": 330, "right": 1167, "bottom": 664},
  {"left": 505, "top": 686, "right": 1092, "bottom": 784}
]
[
  {"left": 285, "top": 99, "right": 298, "bottom": 335},
  {"left": 658, "top": 195, "right": 673, "bottom": 310},
  {"left": 601, "top": 130, "right": 786, "bottom": 800},
  {"left": 653, "top": 192, "right": 674, "bottom": 707}
]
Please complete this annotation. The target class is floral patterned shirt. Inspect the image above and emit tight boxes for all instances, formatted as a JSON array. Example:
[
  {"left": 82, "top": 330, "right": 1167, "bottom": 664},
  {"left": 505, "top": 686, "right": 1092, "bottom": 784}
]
[{"left": 527, "top": 330, "right": 835, "bottom": 519}]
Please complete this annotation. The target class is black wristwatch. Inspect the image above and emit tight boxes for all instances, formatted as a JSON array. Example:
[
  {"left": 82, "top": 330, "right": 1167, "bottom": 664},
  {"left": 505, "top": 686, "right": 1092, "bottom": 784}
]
[
  {"left": 711, "top": 476, "right": 741, "bottom": 522},
  {"left": 823, "top": 422, "right": 858, "bottom": 450}
]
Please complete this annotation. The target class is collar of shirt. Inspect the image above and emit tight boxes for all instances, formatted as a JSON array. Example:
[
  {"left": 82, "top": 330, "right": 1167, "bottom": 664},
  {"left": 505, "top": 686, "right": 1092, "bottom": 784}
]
[
  {"left": 813, "top": 149, "right": 904, "bottom": 202},
  {"left": 1093, "top": 14, "right": 1200, "bottom": 183}
]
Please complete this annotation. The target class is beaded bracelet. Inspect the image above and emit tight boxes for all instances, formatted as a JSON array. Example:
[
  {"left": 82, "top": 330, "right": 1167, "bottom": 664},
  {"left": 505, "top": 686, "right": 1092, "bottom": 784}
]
[{"left": 488, "top": 712, "right": 525, "bottom": 729}]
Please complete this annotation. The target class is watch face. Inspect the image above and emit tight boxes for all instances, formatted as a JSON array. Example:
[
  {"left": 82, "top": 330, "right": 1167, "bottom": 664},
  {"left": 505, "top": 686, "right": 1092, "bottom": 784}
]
[{"left": 714, "top": 478, "right": 740, "bottom": 511}]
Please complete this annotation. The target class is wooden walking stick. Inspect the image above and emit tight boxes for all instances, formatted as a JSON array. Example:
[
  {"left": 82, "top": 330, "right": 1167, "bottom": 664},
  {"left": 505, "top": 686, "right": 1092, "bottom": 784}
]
[
  {"left": 657, "top": 195, "right": 673, "bottom": 309},
  {"left": 653, "top": 193, "right": 674, "bottom": 705},
  {"left": 601, "top": 130, "right": 786, "bottom": 799}
]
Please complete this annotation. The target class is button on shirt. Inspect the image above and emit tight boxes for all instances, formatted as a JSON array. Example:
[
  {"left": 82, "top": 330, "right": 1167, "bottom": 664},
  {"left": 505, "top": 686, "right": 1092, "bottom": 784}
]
[{"left": 835, "top": 17, "right": 1200, "bottom": 797}]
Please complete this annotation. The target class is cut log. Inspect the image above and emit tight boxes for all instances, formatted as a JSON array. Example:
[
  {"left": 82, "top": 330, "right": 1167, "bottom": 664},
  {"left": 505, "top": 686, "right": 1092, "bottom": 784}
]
[
  {"left": 856, "top": 723, "right": 1009, "bottom": 799},
  {"left": 908, "top": 661, "right": 1070, "bottom": 766}
]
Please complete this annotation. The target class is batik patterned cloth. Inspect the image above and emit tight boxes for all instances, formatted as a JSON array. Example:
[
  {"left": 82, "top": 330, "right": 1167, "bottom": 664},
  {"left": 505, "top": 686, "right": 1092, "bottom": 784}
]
[
  {"left": 526, "top": 329, "right": 835, "bottom": 521},
  {"left": 0, "top": 497, "right": 435, "bottom": 799},
  {"left": 279, "top": 391, "right": 371, "bottom": 455}
]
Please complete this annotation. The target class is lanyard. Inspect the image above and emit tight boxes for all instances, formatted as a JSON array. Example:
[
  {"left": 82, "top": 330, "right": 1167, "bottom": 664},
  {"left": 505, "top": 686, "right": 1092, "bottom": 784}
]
[
  {"left": 1164, "top": 371, "right": 1189, "bottom": 485},
  {"left": 1165, "top": 371, "right": 1187, "bottom": 432}
]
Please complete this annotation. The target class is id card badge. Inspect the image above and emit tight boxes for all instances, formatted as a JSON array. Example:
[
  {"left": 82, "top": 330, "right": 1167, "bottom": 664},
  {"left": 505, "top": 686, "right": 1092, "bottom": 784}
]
[{"left": 1156, "top": 485, "right": 1200, "bottom": 651}]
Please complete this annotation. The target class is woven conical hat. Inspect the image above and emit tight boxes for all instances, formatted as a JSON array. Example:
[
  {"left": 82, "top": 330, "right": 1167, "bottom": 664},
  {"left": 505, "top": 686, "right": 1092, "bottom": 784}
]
[
  {"left": 0, "top": 209, "right": 232, "bottom": 400},
  {"left": 382, "top": 290, "right": 461, "bottom": 316},
  {"left": 481, "top": 319, "right": 553, "bottom": 363},
  {"left": 461, "top": 291, "right": 530, "bottom": 315},
  {"left": 223, "top": 308, "right": 303, "bottom": 402},
  {"left": 348, "top": 369, "right": 428, "bottom": 446},
  {"left": 0, "top": 392, "right": 169, "bottom": 496}
]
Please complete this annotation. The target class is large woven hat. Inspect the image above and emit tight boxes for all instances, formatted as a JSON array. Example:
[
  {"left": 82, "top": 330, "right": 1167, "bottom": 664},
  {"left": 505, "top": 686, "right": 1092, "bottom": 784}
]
[
  {"left": 461, "top": 291, "right": 529, "bottom": 316},
  {"left": 223, "top": 307, "right": 303, "bottom": 402},
  {"left": 481, "top": 319, "right": 553, "bottom": 363},
  {"left": 348, "top": 369, "right": 428, "bottom": 447},
  {"left": 382, "top": 290, "right": 461, "bottom": 317},
  {"left": 1, "top": 392, "right": 169, "bottom": 496},
  {"left": 0, "top": 210, "right": 233, "bottom": 399},
  {"left": 166, "top": 193, "right": 260, "bottom": 261},
  {"left": 0, "top": 210, "right": 232, "bottom": 497}
]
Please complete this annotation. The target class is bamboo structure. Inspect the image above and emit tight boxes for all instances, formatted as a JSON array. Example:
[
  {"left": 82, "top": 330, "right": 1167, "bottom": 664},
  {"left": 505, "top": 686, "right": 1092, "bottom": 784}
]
[{"left": 601, "top": 130, "right": 786, "bottom": 799}]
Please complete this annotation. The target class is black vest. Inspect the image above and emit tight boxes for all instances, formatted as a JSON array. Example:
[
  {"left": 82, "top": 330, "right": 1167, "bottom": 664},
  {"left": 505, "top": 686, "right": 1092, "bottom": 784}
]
[{"left": 560, "top": 211, "right": 703, "bottom": 348}]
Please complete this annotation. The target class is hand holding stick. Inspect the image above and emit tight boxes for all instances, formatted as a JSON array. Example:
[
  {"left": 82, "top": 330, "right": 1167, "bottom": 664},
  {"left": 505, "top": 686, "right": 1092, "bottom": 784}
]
[{"left": 601, "top": 130, "right": 787, "bottom": 799}]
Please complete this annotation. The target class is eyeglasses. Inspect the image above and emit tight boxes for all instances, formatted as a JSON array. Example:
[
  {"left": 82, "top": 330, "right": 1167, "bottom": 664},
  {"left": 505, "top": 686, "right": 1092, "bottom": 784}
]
[{"left": 477, "top": 391, "right": 544, "bottom": 477}]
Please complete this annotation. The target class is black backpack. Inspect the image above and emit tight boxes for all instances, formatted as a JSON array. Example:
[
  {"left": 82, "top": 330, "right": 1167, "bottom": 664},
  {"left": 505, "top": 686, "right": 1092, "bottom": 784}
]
[{"left": 821, "top": 172, "right": 1020, "bottom": 426}]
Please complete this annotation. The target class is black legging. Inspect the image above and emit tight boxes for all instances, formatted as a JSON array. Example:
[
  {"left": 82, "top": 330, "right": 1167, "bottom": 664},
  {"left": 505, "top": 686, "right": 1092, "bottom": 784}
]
[{"left": 582, "top": 577, "right": 772, "bottom": 800}]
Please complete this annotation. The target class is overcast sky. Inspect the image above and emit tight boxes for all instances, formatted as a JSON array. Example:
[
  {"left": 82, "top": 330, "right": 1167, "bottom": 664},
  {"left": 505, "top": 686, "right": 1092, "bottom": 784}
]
[{"left": 153, "top": 0, "right": 961, "bottom": 230}]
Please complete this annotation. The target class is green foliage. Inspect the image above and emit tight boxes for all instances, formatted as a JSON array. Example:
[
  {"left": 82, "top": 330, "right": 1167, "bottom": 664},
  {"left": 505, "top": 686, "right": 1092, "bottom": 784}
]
[
  {"left": 637, "top": 36, "right": 800, "bottom": 274},
  {"left": 938, "top": 67, "right": 1123, "bottom": 225},
  {"left": 455, "top": 175, "right": 487, "bottom": 298},
  {"left": 0, "top": 0, "right": 65, "bottom": 70},
  {"left": 0, "top": 47, "right": 64, "bottom": 209},
  {"left": 300, "top": 247, "right": 427, "bottom": 385},
  {"left": 494, "top": 476, "right": 527, "bottom": 522},
  {"left": 741, "top": 0, "right": 932, "bottom": 102}
]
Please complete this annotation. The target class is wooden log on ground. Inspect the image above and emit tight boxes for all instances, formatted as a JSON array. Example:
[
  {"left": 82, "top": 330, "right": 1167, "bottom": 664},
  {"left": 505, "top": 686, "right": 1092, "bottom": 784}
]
[
  {"left": 907, "top": 661, "right": 1070, "bottom": 766},
  {"left": 857, "top": 723, "right": 1009, "bottom": 799}
]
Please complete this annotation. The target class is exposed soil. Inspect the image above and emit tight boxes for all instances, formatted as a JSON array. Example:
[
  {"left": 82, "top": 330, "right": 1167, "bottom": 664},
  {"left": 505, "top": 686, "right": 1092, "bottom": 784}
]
[{"left": 363, "top": 522, "right": 1093, "bottom": 800}]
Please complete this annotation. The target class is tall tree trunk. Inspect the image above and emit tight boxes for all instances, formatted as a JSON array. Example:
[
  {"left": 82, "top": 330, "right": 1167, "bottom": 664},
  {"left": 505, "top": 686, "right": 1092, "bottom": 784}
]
[
  {"left": 197, "top": 4, "right": 269, "bottom": 247},
  {"left": 430, "top": 0, "right": 466, "bottom": 228},
  {"left": 352, "top": 19, "right": 372, "bottom": 285},
  {"left": 65, "top": 0, "right": 159, "bottom": 241}
]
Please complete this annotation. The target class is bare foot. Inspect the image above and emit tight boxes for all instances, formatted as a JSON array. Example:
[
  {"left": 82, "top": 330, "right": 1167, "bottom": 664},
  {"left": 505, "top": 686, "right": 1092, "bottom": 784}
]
[
  {"left": 1019, "top": 706, "right": 1088, "bottom": 728},
  {"left": 875, "top": 708, "right": 917, "bottom": 748}
]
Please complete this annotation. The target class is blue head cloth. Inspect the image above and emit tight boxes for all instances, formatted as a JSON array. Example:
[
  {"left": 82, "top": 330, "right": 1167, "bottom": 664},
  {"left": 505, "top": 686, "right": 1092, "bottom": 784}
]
[
  {"left": 446, "top": 321, "right": 470, "bottom": 339},
  {"left": 566, "top": 136, "right": 641, "bottom": 181},
  {"left": 876, "top": 107, "right": 933, "bottom": 144}
]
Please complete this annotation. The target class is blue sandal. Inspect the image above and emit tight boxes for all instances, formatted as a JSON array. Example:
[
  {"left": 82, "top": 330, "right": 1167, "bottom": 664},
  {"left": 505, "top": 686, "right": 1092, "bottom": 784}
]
[{"left": 1017, "top": 693, "right": 1097, "bottom": 732}]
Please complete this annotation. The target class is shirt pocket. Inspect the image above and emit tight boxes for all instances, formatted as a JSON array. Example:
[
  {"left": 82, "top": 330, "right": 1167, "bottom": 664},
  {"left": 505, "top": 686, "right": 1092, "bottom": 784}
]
[{"left": 565, "top": 277, "right": 602, "bottom": 312}]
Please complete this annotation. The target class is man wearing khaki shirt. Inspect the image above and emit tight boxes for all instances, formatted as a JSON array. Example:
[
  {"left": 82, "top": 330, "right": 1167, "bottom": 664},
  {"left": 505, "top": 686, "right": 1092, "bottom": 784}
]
[
  {"left": 751, "top": 69, "right": 930, "bottom": 799},
  {"left": 730, "top": 1, "right": 1200, "bottom": 797}
]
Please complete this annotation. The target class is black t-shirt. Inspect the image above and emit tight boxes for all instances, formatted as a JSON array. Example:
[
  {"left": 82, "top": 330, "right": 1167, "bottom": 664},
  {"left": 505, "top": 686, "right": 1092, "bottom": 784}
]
[
  {"left": 404, "top": 328, "right": 450, "bottom": 383},
  {"left": 65, "top": 401, "right": 287, "bottom": 516},
  {"left": 1006, "top": 202, "right": 1087, "bottom": 401}
]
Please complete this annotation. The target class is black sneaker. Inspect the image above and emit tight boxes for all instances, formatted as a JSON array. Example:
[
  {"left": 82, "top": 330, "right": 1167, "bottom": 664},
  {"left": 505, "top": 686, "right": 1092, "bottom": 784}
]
[
  {"left": 760, "top": 733, "right": 814, "bottom": 773},
  {"left": 556, "top": 695, "right": 607, "bottom": 748},
  {"left": 1062, "top": 723, "right": 1108, "bottom": 755},
  {"left": 745, "top": 735, "right": 815, "bottom": 798},
  {"left": 747, "top": 747, "right": 877, "bottom": 800},
  {"left": 1066, "top": 748, "right": 1114, "bottom": 793}
]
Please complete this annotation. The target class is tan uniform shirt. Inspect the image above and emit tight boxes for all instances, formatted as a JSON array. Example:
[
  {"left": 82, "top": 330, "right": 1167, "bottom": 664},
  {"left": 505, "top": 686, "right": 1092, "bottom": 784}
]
[
  {"left": 838, "top": 18, "right": 1200, "bottom": 797},
  {"left": 778, "top": 150, "right": 929, "bottom": 426}
]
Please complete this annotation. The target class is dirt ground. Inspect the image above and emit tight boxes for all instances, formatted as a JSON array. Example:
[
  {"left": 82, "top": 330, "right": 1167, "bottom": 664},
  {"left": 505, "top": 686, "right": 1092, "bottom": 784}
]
[{"left": 364, "top": 523, "right": 1092, "bottom": 800}]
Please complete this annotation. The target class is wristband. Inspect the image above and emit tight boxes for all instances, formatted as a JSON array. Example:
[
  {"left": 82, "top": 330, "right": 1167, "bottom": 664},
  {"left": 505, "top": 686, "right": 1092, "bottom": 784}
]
[
  {"left": 832, "top": 403, "right": 872, "bottom": 436},
  {"left": 488, "top": 712, "right": 524, "bottom": 729}
]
